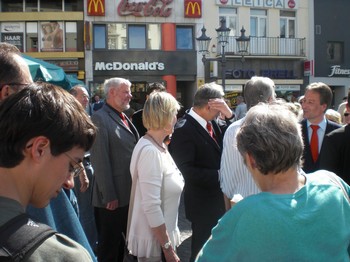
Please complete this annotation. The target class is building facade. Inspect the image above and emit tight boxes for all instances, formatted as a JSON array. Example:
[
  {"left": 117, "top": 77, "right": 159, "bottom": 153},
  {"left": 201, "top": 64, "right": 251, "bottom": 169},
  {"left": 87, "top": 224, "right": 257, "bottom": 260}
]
[
  {"left": 0, "top": 0, "right": 85, "bottom": 82},
  {"left": 85, "top": 0, "right": 204, "bottom": 109},
  {"left": 200, "top": 0, "right": 308, "bottom": 106},
  {"left": 307, "top": 0, "right": 350, "bottom": 108}
]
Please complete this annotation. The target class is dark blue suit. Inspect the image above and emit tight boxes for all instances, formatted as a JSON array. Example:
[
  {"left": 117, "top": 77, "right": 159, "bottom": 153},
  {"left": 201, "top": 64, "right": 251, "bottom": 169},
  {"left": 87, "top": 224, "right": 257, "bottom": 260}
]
[
  {"left": 301, "top": 119, "right": 341, "bottom": 173},
  {"left": 169, "top": 113, "right": 228, "bottom": 261}
]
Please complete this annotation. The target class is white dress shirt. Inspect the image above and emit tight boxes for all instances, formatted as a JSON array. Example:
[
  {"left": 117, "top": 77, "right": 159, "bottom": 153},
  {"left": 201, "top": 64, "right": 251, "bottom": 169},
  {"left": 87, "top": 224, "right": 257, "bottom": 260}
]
[{"left": 219, "top": 117, "right": 260, "bottom": 200}]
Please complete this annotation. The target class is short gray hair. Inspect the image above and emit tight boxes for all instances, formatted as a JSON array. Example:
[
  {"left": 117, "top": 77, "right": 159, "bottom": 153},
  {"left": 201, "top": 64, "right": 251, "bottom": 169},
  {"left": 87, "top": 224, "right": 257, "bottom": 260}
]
[
  {"left": 193, "top": 82, "right": 224, "bottom": 108},
  {"left": 103, "top": 77, "right": 131, "bottom": 98},
  {"left": 237, "top": 103, "right": 303, "bottom": 175},
  {"left": 244, "top": 76, "right": 275, "bottom": 109}
]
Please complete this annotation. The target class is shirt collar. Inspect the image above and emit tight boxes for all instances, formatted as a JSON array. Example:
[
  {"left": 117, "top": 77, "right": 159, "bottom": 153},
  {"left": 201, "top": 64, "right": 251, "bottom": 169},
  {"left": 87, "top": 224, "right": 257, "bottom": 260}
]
[
  {"left": 188, "top": 108, "right": 207, "bottom": 130},
  {"left": 307, "top": 117, "right": 327, "bottom": 131}
]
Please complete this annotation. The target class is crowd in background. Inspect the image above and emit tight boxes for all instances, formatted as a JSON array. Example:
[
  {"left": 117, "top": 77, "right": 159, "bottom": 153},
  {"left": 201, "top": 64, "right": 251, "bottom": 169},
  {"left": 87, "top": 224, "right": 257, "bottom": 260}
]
[{"left": 1, "top": 41, "right": 350, "bottom": 262}]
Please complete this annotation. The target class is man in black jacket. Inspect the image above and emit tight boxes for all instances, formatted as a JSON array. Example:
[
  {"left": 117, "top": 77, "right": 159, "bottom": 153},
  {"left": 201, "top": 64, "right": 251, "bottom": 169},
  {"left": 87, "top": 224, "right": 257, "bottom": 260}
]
[{"left": 300, "top": 82, "right": 341, "bottom": 173}]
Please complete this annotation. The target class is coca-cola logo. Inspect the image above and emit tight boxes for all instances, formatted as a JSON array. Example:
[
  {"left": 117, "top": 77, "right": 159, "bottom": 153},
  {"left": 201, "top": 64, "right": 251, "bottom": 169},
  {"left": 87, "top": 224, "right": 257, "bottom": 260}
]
[
  {"left": 220, "top": 0, "right": 228, "bottom": 4},
  {"left": 288, "top": 0, "right": 296, "bottom": 8}
]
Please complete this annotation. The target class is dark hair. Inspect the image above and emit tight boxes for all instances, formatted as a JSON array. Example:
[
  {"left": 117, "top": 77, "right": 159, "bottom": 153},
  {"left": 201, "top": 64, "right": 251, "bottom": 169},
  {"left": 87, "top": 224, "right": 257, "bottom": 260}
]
[
  {"left": 146, "top": 82, "right": 166, "bottom": 95},
  {"left": 0, "top": 43, "right": 25, "bottom": 87},
  {"left": 193, "top": 82, "right": 224, "bottom": 108},
  {"left": 347, "top": 90, "right": 350, "bottom": 106},
  {"left": 0, "top": 82, "right": 96, "bottom": 167}
]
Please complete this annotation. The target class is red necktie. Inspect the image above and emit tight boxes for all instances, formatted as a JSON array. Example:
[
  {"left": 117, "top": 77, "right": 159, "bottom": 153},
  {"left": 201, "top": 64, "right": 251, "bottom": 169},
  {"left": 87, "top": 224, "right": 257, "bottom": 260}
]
[
  {"left": 207, "top": 122, "right": 214, "bottom": 138},
  {"left": 310, "top": 125, "right": 319, "bottom": 162},
  {"left": 119, "top": 113, "right": 130, "bottom": 129}
]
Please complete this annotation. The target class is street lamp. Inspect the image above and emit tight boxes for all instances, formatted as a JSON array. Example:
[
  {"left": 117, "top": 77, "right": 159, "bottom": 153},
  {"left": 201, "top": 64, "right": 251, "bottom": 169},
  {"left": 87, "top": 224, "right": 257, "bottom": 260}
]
[
  {"left": 236, "top": 26, "right": 250, "bottom": 63},
  {"left": 196, "top": 19, "right": 250, "bottom": 92}
]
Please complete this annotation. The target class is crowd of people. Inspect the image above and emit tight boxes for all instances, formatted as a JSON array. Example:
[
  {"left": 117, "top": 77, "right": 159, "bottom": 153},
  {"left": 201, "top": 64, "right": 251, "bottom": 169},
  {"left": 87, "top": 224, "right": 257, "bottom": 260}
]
[{"left": 1, "top": 40, "right": 350, "bottom": 262}]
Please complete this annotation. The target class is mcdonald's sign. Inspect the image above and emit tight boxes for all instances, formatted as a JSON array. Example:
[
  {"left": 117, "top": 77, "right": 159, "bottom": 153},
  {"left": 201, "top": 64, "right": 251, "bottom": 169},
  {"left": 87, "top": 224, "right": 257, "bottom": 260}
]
[
  {"left": 87, "top": 0, "right": 105, "bottom": 16},
  {"left": 185, "top": 0, "right": 201, "bottom": 18}
]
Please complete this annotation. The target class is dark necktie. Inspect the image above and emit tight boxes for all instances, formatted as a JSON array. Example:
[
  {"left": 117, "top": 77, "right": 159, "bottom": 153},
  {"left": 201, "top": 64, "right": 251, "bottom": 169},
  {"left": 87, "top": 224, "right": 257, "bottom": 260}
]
[
  {"left": 119, "top": 113, "right": 130, "bottom": 129},
  {"left": 310, "top": 125, "right": 319, "bottom": 162}
]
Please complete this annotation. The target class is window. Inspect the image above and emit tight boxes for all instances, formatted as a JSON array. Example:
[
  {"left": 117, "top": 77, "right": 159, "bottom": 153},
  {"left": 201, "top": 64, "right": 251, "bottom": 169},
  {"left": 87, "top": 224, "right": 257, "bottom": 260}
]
[
  {"left": 65, "top": 22, "right": 77, "bottom": 51},
  {"left": 1, "top": 0, "right": 23, "bottom": 12},
  {"left": 40, "top": 2, "right": 62, "bottom": 12},
  {"left": 219, "top": 7, "right": 237, "bottom": 36},
  {"left": 148, "top": 24, "right": 161, "bottom": 50},
  {"left": 176, "top": 26, "right": 193, "bottom": 50},
  {"left": 129, "top": 25, "right": 146, "bottom": 49},
  {"left": 250, "top": 9, "right": 267, "bottom": 37},
  {"left": 65, "top": 0, "right": 79, "bottom": 11},
  {"left": 327, "top": 42, "right": 343, "bottom": 64},
  {"left": 26, "top": 22, "right": 38, "bottom": 52},
  {"left": 25, "top": 0, "right": 38, "bottom": 12},
  {"left": 94, "top": 23, "right": 161, "bottom": 50},
  {"left": 94, "top": 25, "right": 106, "bottom": 49},
  {"left": 280, "top": 11, "right": 295, "bottom": 38}
]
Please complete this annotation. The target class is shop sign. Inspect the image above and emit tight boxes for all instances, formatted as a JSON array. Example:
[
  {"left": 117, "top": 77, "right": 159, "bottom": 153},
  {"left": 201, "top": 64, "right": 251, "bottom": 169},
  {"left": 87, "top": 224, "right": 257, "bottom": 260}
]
[
  {"left": 95, "top": 61, "right": 165, "bottom": 71},
  {"left": 185, "top": 0, "right": 201, "bottom": 18},
  {"left": 1, "top": 33, "right": 24, "bottom": 52},
  {"left": 226, "top": 0, "right": 298, "bottom": 9},
  {"left": 87, "top": 0, "right": 105, "bottom": 16},
  {"left": 118, "top": 0, "right": 173, "bottom": 17},
  {"left": 328, "top": 65, "right": 350, "bottom": 77},
  {"left": 227, "top": 68, "right": 296, "bottom": 79}
]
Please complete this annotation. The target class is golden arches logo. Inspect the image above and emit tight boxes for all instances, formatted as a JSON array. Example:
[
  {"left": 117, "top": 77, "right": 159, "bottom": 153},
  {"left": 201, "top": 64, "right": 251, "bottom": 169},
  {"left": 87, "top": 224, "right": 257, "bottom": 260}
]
[
  {"left": 185, "top": 1, "right": 201, "bottom": 17},
  {"left": 88, "top": 0, "right": 105, "bottom": 15}
]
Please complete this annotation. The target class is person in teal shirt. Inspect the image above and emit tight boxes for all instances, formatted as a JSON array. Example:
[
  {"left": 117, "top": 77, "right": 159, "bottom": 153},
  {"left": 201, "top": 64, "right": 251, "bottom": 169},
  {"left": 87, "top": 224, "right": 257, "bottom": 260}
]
[{"left": 196, "top": 102, "right": 350, "bottom": 262}]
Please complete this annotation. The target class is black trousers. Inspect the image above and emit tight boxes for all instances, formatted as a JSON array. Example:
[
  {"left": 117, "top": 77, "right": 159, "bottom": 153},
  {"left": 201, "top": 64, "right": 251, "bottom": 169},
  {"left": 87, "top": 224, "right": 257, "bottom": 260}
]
[
  {"left": 190, "top": 217, "right": 218, "bottom": 262},
  {"left": 94, "top": 205, "right": 129, "bottom": 262}
]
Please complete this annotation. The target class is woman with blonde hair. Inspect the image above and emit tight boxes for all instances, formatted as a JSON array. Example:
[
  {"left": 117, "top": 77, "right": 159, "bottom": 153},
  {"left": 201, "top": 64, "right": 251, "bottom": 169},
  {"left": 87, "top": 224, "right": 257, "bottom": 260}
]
[{"left": 127, "top": 92, "right": 183, "bottom": 262}]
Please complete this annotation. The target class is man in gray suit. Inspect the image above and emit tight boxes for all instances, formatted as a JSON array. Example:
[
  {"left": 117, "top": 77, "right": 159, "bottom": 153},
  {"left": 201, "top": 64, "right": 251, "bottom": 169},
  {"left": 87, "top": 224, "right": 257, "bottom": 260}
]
[{"left": 90, "top": 77, "right": 139, "bottom": 262}]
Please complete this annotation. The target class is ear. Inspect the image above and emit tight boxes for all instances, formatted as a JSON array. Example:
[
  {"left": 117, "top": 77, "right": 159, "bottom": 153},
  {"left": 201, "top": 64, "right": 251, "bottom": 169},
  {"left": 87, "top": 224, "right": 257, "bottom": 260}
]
[
  {"left": 0, "top": 85, "right": 10, "bottom": 100},
  {"left": 27, "top": 137, "right": 50, "bottom": 161},
  {"left": 244, "top": 153, "right": 257, "bottom": 170}
]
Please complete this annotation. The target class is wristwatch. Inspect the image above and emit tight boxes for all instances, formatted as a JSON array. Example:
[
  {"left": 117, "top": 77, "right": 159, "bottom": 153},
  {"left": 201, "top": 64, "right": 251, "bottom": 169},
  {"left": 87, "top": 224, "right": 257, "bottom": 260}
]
[{"left": 162, "top": 241, "right": 172, "bottom": 250}]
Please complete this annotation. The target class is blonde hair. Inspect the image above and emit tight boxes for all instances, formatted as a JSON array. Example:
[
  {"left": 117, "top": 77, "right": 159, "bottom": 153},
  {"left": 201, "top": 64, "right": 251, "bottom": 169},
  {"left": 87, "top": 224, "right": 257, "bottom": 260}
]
[
  {"left": 143, "top": 92, "right": 180, "bottom": 130},
  {"left": 325, "top": 109, "right": 342, "bottom": 124}
]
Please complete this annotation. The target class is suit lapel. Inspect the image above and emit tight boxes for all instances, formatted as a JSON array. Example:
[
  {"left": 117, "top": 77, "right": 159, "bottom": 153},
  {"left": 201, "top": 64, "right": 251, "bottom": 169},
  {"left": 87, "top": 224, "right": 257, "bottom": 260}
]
[{"left": 185, "top": 114, "right": 221, "bottom": 151}]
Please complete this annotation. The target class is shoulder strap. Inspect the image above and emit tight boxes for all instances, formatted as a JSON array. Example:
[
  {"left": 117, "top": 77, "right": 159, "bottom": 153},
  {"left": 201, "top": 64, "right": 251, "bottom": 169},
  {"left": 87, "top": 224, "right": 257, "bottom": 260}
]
[{"left": 0, "top": 213, "right": 56, "bottom": 262}]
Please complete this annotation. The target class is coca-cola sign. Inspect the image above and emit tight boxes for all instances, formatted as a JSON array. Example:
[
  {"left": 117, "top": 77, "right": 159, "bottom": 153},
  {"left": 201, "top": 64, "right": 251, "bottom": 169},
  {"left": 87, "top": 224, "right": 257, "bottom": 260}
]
[{"left": 117, "top": 0, "right": 173, "bottom": 17}]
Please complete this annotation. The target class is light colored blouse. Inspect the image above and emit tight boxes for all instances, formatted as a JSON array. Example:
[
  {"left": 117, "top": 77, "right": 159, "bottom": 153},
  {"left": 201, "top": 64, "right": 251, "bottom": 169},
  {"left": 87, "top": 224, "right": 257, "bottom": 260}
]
[{"left": 128, "top": 136, "right": 184, "bottom": 258}]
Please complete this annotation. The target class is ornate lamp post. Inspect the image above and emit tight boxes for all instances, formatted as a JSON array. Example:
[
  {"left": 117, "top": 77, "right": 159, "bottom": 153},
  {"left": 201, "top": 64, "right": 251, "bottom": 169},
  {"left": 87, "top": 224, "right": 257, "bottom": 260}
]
[{"left": 196, "top": 19, "right": 250, "bottom": 92}]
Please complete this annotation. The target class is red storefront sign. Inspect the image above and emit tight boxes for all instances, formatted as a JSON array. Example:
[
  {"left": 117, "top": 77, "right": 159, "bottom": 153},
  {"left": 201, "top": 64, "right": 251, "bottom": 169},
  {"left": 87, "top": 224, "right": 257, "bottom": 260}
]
[
  {"left": 87, "top": 0, "right": 105, "bottom": 16},
  {"left": 184, "top": 0, "right": 201, "bottom": 18}
]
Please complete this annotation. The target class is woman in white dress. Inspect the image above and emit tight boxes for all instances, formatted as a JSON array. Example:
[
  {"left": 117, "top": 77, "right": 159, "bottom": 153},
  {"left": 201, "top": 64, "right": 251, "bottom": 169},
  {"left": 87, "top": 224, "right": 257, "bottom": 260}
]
[{"left": 128, "top": 91, "right": 184, "bottom": 262}]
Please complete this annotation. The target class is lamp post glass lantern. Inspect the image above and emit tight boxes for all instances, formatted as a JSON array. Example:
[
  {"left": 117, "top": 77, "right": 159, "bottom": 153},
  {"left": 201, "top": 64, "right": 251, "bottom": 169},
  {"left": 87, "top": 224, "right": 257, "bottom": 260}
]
[{"left": 196, "top": 19, "right": 250, "bottom": 92}]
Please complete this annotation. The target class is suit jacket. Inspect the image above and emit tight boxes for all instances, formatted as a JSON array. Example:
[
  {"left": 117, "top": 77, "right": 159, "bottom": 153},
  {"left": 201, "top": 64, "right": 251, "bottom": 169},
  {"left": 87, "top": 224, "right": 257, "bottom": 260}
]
[
  {"left": 301, "top": 118, "right": 341, "bottom": 173},
  {"left": 320, "top": 124, "right": 350, "bottom": 185},
  {"left": 90, "top": 104, "right": 139, "bottom": 208},
  {"left": 169, "top": 113, "right": 227, "bottom": 223}
]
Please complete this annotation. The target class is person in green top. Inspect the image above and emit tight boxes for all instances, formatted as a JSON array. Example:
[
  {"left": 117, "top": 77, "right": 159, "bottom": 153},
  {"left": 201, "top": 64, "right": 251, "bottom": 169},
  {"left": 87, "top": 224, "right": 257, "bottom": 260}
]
[{"left": 196, "top": 102, "right": 350, "bottom": 262}]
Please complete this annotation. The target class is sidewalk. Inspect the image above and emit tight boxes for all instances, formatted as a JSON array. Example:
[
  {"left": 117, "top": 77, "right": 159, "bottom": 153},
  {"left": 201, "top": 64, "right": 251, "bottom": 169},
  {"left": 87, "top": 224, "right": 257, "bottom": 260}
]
[{"left": 177, "top": 193, "right": 192, "bottom": 262}]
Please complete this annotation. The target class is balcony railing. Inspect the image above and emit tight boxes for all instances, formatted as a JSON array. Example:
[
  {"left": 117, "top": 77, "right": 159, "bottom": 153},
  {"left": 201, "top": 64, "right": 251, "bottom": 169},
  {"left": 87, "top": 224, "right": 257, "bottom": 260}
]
[{"left": 217, "top": 36, "right": 306, "bottom": 57}]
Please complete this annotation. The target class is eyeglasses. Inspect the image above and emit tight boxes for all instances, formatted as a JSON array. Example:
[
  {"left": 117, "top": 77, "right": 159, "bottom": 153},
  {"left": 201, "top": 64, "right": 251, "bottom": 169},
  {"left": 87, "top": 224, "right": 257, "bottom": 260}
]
[
  {"left": 64, "top": 152, "right": 84, "bottom": 178},
  {"left": 344, "top": 112, "right": 350, "bottom": 117},
  {"left": 0, "top": 83, "right": 30, "bottom": 92}
]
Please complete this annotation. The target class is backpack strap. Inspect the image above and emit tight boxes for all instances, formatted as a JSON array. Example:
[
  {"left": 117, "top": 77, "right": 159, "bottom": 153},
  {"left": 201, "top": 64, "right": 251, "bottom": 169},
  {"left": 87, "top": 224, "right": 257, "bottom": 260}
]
[{"left": 0, "top": 213, "right": 56, "bottom": 262}]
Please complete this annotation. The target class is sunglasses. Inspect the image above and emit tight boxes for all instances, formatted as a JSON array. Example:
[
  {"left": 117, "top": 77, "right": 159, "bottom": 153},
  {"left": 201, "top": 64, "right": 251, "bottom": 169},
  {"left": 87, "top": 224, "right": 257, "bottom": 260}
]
[{"left": 344, "top": 112, "right": 350, "bottom": 117}]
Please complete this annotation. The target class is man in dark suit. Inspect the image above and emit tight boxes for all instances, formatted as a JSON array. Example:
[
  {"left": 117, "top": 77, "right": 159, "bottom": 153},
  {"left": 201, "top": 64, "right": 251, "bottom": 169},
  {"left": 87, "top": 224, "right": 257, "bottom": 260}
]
[
  {"left": 320, "top": 90, "right": 350, "bottom": 185},
  {"left": 169, "top": 82, "right": 234, "bottom": 262},
  {"left": 301, "top": 82, "right": 341, "bottom": 173},
  {"left": 90, "top": 77, "right": 139, "bottom": 262}
]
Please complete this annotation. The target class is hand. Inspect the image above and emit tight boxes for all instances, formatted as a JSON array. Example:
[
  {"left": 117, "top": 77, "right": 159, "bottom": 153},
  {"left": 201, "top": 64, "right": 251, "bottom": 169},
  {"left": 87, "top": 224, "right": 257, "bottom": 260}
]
[
  {"left": 79, "top": 168, "right": 89, "bottom": 193},
  {"left": 208, "top": 98, "right": 233, "bottom": 119},
  {"left": 163, "top": 247, "right": 180, "bottom": 262},
  {"left": 106, "top": 199, "right": 118, "bottom": 210}
]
